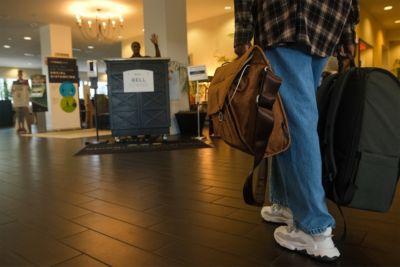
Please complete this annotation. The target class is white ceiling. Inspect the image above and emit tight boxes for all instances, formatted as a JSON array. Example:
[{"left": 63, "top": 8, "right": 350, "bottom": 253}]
[{"left": 0, "top": 0, "right": 399, "bottom": 73}]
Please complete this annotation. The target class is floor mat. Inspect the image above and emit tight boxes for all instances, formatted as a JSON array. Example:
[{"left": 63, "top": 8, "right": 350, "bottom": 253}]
[{"left": 75, "top": 138, "right": 212, "bottom": 155}]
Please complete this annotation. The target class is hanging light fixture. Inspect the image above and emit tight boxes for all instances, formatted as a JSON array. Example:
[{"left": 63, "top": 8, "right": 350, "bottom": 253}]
[
  {"left": 75, "top": 8, "right": 124, "bottom": 41},
  {"left": 70, "top": 1, "right": 129, "bottom": 42}
]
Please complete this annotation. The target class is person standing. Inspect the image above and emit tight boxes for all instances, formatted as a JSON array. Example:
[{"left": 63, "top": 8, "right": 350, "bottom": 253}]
[
  {"left": 234, "top": 0, "right": 359, "bottom": 261},
  {"left": 130, "top": 33, "right": 161, "bottom": 58},
  {"left": 83, "top": 84, "right": 94, "bottom": 128},
  {"left": 11, "top": 70, "right": 32, "bottom": 134}
]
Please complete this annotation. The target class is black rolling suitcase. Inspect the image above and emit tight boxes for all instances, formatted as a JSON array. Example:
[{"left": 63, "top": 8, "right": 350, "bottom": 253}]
[{"left": 318, "top": 66, "right": 400, "bottom": 212}]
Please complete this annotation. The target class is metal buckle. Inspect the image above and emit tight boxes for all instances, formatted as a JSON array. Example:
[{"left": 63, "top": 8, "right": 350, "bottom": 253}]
[{"left": 218, "top": 112, "right": 224, "bottom": 122}]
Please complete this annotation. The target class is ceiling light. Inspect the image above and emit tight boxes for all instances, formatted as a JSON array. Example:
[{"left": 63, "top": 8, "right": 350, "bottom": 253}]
[
  {"left": 384, "top": 6, "right": 393, "bottom": 10},
  {"left": 395, "top": 20, "right": 400, "bottom": 24},
  {"left": 24, "top": 53, "right": 34, "bottom": 57},
  {"left": 224, "top": 6, "right": 232, "bottom": 10},
  {"left": 3, "top": 45, "right": 11, "bottom": 48},
  {"left": 73, "top": 3, "right": 125, "bottom": 42},
  {"left": 24, "top": 36, "right": 32, "bottom": 40},
  {"left": 88, "top": 46, "right": 94, "bottom": 49}
]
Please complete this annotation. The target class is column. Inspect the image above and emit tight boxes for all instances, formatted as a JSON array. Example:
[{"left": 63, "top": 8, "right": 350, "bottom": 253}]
[
  {"left": 40, "top": 24, "right": 81, "bottom": 131},
  {"left": 143, "top": 0, "right": 188, "bottom": 64},
  {"left": 143, "top": 0, "right": 190, "bottom": 134}
]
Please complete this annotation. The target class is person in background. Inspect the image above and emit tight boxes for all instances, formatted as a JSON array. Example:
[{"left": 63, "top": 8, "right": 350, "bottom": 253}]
[
  {"left": 83, "top": 84, "right": 94, "bottom": 128},
  {"left": 234, "top": 0, "right": 359, "bottom": 261},
  {"left": 11, "top": 70, "right": 32, "bottom": 134},
  {"left": 131, "top": 33, "right": 161, "bottom": 58}
]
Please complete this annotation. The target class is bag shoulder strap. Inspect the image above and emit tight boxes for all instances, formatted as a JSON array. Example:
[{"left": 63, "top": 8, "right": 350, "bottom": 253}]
[
  {"left": 243, "top": 67, "right": 279, "bottom": 206},
  {"left": 322, "top": 69, "right": 354, "bottom": 189}
]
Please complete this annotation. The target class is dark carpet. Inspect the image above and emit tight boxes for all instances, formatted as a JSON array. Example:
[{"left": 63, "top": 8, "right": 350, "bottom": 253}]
[{"left": 75, "top": 138, "right": 212, "bottom": 156}]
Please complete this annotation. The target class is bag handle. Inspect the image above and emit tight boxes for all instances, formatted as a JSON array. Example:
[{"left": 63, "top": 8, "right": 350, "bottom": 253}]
[{"left": 216, "top": 51, "right": 257, "bottom": 121}]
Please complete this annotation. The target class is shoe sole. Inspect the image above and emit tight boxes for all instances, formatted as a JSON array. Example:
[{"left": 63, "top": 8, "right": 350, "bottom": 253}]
[
  {"left": 261, "top": 214, "right": 292, "bottom": 224},
  {"left": 274, "top": 233, "right": 340, "bottom": 262}
]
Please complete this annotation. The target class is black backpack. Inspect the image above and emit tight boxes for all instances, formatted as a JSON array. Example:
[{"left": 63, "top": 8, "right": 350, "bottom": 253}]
[{"left": 317, "top": 67, "right": 400, "bottom": 212}]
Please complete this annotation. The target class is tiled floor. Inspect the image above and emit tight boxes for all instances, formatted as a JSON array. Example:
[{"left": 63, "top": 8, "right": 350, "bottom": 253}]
[{"left": 0, "top": 127, "right": 399, "bottom": 266}]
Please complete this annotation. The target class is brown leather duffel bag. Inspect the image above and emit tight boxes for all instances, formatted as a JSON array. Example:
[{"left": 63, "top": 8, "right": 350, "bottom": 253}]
[{"left": 208, "top": 45, "right": 291, "bottom": 206}]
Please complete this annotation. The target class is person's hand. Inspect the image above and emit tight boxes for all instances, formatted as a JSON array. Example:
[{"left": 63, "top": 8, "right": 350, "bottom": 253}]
[
  {"left": 344, "top": 44, "right": 356, "bottom": 59},
  {"left": 335, "top": 43, "right": 355, "bottom": 59},
  {"left": 150, "top": 34, "right": 158, "bottom": 45},
  {"left": 234, "top": 43, "right": 251, "bottom": 57}
]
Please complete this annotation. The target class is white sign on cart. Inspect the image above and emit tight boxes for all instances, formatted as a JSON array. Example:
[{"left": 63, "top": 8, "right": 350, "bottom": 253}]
[{"left": 123, "top": 69, "right": 155, "bottom": 93}]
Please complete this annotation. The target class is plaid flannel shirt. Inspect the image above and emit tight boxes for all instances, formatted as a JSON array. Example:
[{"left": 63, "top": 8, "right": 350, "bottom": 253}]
[{"left": 234, "top": 0, "right": 360, "bottom": 57}]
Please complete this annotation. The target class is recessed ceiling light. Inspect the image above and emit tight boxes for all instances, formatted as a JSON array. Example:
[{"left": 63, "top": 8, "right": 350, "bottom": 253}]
[
  {"left": 24, "top": 36, "right": 32, "bottom": 40},
  {"left": 88, "top": 46, "right": 94, "bottom": 49},
  {"left": 395, "top": 20, "right": 400, "bottom": 24},
  {"left": 384, "top": 6, "right": 393, "bottom": 10},
  {"left": 24, "top": 53, "right": 34, "bottom": 57},
  {"left": 3, "top": 45, "right": 11, "bottom": 48},
  {"left": 224, "top": 6, "right": 232, "bottom": 10}
]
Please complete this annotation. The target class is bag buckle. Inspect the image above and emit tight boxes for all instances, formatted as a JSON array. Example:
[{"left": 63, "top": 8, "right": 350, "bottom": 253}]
[{"left": 218, "top": 112, "right": 224, "bottom": 121}]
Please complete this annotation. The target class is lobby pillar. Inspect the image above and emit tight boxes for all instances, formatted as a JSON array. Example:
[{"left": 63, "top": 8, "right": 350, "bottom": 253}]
[
  {"left": 143, "top": 0, "right": 190, "bottom": 134},
  {"left": 40, "top": 24, "right": 80, "bottom": 131},
  {"left": 143, "top": 0, "right": 188, "bottom": 64}
]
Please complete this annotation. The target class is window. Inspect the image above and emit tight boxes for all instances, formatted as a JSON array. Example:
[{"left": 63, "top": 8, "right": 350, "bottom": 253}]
[{"left": 0, "top": 78, "right": 15, "bottom": 100}]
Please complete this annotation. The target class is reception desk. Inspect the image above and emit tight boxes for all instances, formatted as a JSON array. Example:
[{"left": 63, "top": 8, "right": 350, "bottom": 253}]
[{"left": 105, "top": 58, "right": 170, "bottom": 137}]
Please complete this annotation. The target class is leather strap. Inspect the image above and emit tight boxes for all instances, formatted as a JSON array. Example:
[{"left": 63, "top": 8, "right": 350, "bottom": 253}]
[{"left": 243, "top": 68, "right": 276, "bottom": 206}]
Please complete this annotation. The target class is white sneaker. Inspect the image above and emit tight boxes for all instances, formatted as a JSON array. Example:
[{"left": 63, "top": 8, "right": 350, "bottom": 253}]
[
  {"left": 261, "top": 204, "right": 293, "bottom": 224},
  {"left": 274, "top": 225, "right": 340, "bottom": 261}
]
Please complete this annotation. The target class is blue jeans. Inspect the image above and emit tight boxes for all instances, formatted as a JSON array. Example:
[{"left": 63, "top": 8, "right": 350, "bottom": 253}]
[{"left": 264, "top": 46, "right": 335, "bottom": 235}]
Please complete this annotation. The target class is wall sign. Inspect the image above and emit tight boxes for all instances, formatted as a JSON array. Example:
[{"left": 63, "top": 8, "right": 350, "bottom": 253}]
[
  {"left": 59, "top": 81, "right": 76, "bottom": 97},
  {"left": 47, "top": 57, "right": 79, "bottom": 83},
  {"left": 30, "top": 74, "right": 48, "bottom": 112},
  {"left": 123, "top": 69, "right": 154, "bottom": 93},
  {"left": 188, "top": 65, "right": 208, "bottom": 81},
  {"left": 45, "top": 57, "right": 80, "bottom": 129},
  {"left": 60, "top": 96, "right": 77, "bottom": 113}
]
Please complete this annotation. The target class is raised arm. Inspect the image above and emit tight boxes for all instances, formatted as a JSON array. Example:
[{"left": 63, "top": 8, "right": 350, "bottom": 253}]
[{"left": 150, "top": 33, "right": 161, "bottom": 57}]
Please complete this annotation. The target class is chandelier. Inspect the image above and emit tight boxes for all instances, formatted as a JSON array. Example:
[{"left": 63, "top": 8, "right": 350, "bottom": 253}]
[{"left": 75, "top": 8, "right": 124, "bottom": 41}]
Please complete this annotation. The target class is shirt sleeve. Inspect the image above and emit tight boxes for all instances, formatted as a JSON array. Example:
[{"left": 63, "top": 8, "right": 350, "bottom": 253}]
[
  {"left": 340, "top": 0, "right": 360, "bottom": 45},
  {"left": 234, "top": 0, "right": 255, "bottom": 48}
]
